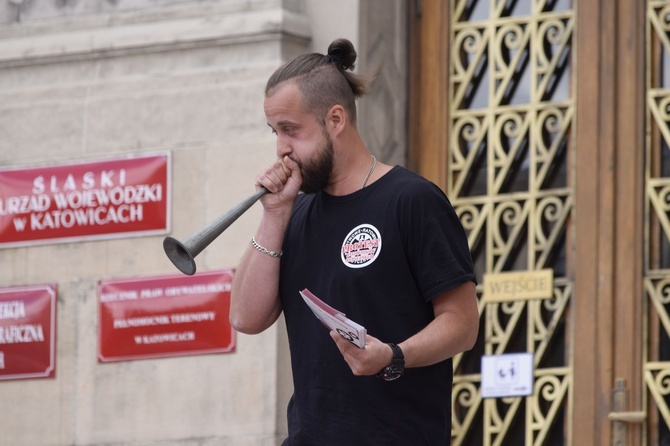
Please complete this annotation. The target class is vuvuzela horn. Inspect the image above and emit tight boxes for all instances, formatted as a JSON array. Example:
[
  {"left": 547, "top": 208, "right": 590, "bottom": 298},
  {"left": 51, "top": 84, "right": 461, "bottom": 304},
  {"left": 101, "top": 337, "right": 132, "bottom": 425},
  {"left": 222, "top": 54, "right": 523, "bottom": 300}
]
[{"left": 163, "top": 187, "right": 269, "bottom": 275}]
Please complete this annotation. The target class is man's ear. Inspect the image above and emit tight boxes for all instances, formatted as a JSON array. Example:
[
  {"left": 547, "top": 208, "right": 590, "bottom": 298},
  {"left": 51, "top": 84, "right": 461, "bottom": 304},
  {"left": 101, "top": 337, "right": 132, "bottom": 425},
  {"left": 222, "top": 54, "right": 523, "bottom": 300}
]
[{"left": 326, "top": 105, "right": 347, "bottom": 135}]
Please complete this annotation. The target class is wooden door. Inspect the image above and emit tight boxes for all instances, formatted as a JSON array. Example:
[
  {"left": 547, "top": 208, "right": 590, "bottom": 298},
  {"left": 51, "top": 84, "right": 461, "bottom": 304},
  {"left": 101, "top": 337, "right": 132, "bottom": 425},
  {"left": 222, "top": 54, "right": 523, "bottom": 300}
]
[{"left": 408, "top": 1, "right": 658, "bottom": 444}]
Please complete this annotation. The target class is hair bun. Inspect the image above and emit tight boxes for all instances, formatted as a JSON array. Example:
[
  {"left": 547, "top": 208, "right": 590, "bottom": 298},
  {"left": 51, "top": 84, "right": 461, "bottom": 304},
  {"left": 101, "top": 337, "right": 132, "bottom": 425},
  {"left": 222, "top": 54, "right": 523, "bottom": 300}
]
[{"left": 327, "top": 38, "right": 357, "bottom": 71}]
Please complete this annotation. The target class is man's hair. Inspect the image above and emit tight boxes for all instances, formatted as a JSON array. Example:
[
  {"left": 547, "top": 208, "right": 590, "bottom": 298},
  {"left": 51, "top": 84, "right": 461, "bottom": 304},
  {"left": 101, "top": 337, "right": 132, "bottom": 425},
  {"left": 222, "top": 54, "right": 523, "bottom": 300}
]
[{"left": 265, "top": 38, "right": 368, "bottom": 125}]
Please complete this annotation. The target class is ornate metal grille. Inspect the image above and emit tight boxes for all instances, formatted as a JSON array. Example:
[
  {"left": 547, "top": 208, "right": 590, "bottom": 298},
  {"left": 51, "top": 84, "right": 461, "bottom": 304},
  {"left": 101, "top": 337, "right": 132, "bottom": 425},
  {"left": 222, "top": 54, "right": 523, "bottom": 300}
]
[
  {"left": 449, "top": 1, "right": 575, "bottom": 444},
  {"left": 645, "top": 2, "right": 670, "bottom": 444}
]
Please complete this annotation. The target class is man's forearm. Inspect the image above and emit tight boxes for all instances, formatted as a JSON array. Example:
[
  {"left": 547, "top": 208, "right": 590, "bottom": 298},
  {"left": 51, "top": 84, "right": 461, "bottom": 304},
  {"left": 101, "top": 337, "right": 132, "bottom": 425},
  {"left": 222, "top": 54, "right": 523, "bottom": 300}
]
[
  {"left": 399, "top": 282, "right": 479, "bottom": 368},
  {"left": 229, "top": 212, "right": 290, "bottom": 334}
]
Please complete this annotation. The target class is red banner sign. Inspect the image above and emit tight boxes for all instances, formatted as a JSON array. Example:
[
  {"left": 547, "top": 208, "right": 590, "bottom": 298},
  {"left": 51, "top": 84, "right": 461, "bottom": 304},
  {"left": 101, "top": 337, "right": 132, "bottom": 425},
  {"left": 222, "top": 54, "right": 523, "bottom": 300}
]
[
  {"left": 0, "top": 152, "right": 170, "bottom": 248},
  {"left": 0, "top": 284, "right": 57, "bottom": 381},
  {"left": 98, "top": 270, "right": 235, "bottom": 363}
]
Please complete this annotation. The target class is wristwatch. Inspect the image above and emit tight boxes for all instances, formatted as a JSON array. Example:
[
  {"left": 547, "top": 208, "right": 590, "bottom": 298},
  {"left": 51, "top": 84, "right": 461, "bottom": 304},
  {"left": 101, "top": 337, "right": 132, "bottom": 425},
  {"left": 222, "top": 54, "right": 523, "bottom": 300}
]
[{"left": 377, "top": 343, "right": 405, "bottom": 381}]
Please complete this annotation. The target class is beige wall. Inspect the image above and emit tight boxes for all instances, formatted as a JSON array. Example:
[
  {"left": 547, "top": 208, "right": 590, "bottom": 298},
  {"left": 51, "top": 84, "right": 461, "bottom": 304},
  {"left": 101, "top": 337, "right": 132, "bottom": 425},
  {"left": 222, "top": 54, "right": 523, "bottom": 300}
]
[{"left": 0, "top": 1, "right": 405, "bottom": 444}]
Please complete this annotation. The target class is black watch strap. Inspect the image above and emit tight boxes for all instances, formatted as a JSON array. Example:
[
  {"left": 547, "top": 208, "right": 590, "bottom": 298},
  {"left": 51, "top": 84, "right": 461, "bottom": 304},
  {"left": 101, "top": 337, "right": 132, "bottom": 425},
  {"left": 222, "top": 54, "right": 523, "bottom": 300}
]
[
  {"left": 377, "top": 343, "right": 405, "bottom": 381},
  {"left": 388, "top": 343, "right": 404, "bottom": 363}
]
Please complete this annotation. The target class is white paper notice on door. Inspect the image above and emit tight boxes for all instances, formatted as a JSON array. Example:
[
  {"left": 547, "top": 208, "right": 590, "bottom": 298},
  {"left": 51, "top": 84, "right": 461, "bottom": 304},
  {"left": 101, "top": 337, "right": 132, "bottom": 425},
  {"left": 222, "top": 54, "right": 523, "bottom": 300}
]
[{"left": 481, "top": 352, "right": 534, "bottom": 398}]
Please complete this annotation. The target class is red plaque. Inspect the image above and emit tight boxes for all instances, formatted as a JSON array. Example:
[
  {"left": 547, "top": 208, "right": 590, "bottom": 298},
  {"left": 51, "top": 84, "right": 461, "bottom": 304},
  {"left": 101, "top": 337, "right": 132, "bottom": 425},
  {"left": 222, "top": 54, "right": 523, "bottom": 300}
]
[
  {"left": 98, "top": 270, "right": 235, "bottom": 362},
  {"left": 0, "top": 152, "right": 170, "bottom": 248},
  {"left": 0, "top": 284, "right": 57, "bottom": 381}
]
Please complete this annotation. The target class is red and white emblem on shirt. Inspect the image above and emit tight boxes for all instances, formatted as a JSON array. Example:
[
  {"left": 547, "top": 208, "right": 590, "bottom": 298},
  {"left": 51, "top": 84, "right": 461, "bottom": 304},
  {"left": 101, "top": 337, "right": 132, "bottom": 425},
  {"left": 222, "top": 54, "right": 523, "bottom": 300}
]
[{"left": 341, "top": 224, "right": 382, "bottom": 269}]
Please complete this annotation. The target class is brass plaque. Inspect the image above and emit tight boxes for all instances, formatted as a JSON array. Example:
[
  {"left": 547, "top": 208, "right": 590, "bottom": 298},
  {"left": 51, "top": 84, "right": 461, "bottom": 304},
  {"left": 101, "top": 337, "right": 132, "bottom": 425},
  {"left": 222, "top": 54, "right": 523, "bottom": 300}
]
[{"left": 483, "top": 269, "right": 554, "bottom": 303}]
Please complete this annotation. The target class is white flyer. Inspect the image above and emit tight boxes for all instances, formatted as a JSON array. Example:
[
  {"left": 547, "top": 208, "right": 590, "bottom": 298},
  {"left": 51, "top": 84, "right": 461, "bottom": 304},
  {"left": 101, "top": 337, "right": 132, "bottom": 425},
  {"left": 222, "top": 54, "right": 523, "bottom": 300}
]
[{"left": 299, "top": 288, "right": 366, "bottom": 349}]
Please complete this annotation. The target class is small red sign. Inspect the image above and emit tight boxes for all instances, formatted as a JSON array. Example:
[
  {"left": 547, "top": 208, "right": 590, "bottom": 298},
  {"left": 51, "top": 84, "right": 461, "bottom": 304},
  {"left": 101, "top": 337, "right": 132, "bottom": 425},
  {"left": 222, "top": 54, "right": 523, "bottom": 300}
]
[
  {"left": 0, "top": 284, "right": 57, "bottom": 381},
  {"left": 98, "top": 270, "right": 235, "bottom": 363},
  {"left": 0, "top": 152, "right": 170, "bottom": 248}
]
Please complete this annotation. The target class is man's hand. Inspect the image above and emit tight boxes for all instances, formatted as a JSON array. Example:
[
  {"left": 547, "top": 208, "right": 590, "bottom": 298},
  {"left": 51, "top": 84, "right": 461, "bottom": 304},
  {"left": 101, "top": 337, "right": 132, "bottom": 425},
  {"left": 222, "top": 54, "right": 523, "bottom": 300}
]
[
  {"left": 256, "top": 156, "right": 302, "bottom": 212},
  {"left": 329, "top": 331, "right": 393, "bottom": 376}
]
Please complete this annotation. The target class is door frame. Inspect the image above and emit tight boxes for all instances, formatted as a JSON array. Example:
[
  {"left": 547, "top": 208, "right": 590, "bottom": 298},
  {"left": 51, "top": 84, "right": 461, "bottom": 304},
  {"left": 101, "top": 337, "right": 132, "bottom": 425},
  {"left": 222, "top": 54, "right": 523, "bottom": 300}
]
[
  {"left": 408, "top": 0, "right": 646, "bottom": 444},
  {"left": 573, "top": 1, "right": 645, "bottom": 445}
]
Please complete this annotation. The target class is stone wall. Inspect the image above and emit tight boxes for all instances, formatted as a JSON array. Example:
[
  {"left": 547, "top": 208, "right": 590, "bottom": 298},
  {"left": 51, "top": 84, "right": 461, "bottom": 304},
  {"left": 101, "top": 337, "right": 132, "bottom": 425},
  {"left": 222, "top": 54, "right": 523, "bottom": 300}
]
[{"left": 0, "top": 1, "right": 406, "bottom": 444}]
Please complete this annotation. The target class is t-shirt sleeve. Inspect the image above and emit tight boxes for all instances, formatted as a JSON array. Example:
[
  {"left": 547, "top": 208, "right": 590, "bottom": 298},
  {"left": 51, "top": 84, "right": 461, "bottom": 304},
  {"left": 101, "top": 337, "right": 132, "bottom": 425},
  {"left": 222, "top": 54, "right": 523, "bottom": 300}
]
[{"left": 400, "top": 181, "right": 476, "bottom": 302}]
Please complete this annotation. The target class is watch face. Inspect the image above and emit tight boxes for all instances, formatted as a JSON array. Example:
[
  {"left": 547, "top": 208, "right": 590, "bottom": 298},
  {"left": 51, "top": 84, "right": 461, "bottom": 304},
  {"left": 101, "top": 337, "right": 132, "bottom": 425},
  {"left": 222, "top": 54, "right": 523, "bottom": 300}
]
[{"left": 381, "top": 365, "right": 403, "bottom": 381}]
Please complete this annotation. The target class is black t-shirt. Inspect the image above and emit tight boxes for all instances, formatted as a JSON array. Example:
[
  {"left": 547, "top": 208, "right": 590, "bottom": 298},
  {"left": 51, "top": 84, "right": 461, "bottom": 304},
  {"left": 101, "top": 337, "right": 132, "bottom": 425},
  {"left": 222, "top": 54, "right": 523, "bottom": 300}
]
[{"left": 279, "top": 166, "right": 475, "bottom": 446}]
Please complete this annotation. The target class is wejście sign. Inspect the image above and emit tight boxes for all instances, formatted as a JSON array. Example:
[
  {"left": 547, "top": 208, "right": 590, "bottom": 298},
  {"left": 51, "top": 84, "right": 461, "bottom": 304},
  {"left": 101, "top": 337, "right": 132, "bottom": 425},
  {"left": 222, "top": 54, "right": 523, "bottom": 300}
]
[{"left": 483, "top": 269, "right": 554, "bottom": 302}]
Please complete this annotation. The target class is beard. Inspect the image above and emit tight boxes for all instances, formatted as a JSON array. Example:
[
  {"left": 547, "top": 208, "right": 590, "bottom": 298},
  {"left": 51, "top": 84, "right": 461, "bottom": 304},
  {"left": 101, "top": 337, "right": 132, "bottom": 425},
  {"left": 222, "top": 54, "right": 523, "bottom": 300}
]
[{"left": 297, "top": 132, "right": 334, "bottom": 194}]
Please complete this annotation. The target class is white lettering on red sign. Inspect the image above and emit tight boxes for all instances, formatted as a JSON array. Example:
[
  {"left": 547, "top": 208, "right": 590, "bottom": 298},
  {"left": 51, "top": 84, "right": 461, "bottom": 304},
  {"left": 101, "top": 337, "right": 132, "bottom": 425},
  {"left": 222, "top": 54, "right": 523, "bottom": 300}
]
[
  {"left": 0, "top": 153, "right": 169, "bottom": 248},
  {"left": 133, "top": 331, "right": 196, "bottom": 344},
  {"left": 0, "top": 324, "right": 45, "bottom": 344},
  {"left": 0, "top": 301, "right": 26, "bottom": 320},
  {"left": 31, "top": 170, "right": 127, "bottom": 194}
]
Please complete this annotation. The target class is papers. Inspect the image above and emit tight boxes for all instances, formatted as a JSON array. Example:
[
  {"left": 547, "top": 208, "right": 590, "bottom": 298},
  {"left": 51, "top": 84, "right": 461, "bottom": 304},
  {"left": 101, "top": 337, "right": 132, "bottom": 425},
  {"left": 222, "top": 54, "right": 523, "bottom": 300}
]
[{"left": 299, "top": 288, "right": 366, "bottom": 349}]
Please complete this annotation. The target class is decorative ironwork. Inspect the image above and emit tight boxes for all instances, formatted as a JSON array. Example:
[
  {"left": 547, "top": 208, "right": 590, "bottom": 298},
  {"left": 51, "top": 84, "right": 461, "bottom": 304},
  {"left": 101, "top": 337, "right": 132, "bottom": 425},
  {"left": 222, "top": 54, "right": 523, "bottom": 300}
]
[
  {"left": 644, "top": 277, "right": 670, "bottom": 444},
  {"left": 449, "top": 1, "right": 575, "bottom": 444},
  {"left": 646, "top": 4, "right": 670, "bottom": 444}
]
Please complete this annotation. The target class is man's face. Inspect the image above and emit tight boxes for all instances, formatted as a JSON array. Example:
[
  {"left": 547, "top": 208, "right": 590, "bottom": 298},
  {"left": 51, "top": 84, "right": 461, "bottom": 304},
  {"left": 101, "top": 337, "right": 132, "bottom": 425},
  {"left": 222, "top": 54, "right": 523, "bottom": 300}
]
[{"left": 264, "top": 83, "right": 334, "bottom": 193}]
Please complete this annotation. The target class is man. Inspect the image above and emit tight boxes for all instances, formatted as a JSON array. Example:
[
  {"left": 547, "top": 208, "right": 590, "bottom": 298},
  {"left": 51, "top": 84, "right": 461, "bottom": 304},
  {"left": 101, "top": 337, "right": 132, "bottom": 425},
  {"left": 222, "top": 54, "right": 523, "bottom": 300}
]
[{"left": 230, "top": 38, "right": 479, "bottom": 445}]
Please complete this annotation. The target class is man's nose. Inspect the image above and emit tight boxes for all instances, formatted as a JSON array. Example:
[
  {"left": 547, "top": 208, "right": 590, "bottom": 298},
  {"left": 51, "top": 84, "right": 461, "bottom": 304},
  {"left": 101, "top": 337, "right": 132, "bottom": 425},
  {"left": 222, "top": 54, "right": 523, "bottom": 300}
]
[{"left": 276, "top": 135, "right": 291, "bottom": 158}]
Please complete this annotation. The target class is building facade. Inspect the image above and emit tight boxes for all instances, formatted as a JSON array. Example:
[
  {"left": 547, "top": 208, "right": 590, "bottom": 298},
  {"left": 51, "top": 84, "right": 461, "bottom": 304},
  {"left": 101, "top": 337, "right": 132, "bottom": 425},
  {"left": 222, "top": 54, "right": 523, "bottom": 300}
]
[
  {"left": 2, "top": 0, "right": 670, "bottom": 445},
  {"left": 0, "top": 1, "right": 406, "bottom": 445}
]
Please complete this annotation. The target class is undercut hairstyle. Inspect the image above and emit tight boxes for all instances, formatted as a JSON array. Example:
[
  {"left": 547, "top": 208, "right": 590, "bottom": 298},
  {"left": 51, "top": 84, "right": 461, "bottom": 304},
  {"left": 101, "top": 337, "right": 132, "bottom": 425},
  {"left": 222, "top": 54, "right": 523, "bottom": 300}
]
[{"left": 265, "top": 38, "right": 369, "bottom": 125}]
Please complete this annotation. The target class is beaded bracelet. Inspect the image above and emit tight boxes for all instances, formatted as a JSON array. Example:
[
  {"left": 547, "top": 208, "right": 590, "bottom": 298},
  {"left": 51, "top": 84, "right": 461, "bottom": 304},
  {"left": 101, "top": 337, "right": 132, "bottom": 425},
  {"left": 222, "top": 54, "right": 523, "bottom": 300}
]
[{"left": 251, "top": 237, "right": 283, "bottom": 258}]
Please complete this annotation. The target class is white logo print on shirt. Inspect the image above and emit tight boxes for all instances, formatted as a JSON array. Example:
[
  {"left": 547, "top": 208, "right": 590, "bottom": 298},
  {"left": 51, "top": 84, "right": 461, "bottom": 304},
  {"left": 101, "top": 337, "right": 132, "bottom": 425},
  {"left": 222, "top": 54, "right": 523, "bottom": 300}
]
[{"left": 341, "top": 224, "right": 382, "bottom": 268}]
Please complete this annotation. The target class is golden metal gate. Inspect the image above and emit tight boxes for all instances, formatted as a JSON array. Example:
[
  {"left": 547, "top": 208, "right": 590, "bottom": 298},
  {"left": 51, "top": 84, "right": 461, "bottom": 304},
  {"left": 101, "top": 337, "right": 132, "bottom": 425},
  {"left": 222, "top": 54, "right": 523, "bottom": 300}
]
[{"left": 447, "top": 1, "right": 575, "bottom": 444}]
